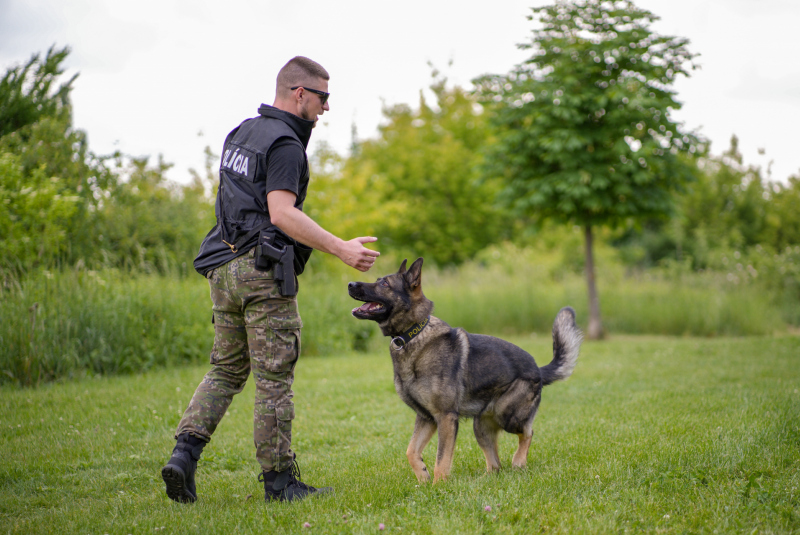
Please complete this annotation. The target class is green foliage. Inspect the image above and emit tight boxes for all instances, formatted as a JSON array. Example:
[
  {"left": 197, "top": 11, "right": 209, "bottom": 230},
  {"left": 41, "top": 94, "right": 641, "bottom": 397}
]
[
  {"left": 2, "top": 336, "right": 799, "bottom": 533},
  {"left": 313, "top": 73, "right": 515, "bottom": 266},
  {"left": 0, "top": 152, "right": 80, "bottom": 267},
  {"left": 766, "top": 176, "right": 800, "bottom": 249},
  {"left": 680, "top": 137, "right": 774, "bottom": 260},
  {"left": 0, "top": 47, "right": 120, "bottom": 274},
  {"left": 0, "top": 45, "right": 76, "bottom": 138},
  {"left": 692, "top": 142, "right": 800, "bottom": 255},
  {"left": 474, "top": 0, "right": 700, "bottom": 227},
  {"left": 95, "top": 155, "right": 216, "bottom": 273},
  {"left": 3, "top": 42, "right": 797, "bottom": 390},
  {"left": 0, "top": 46, "right": 217, "bottom": 278},
  {"left": 728, "top": 246, "right": 800, "bottom": 325}
]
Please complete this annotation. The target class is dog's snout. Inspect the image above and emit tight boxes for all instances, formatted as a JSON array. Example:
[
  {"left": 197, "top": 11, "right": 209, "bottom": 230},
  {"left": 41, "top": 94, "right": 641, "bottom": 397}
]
[{"left": 348, "top": 282, "right": 359, "bottom": 291}]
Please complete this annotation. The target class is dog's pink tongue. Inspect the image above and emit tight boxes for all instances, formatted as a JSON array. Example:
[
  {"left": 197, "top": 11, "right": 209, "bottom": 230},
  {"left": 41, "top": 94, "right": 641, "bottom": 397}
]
[{"left": 354, "top": 302, "right": 380, "bottom": 313}]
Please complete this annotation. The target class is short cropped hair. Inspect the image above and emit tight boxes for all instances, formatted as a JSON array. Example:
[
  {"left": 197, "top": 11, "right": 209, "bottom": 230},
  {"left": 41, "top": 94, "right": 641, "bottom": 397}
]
[{"left": 276, "top": 56, "right": 329, "bottom": 98}]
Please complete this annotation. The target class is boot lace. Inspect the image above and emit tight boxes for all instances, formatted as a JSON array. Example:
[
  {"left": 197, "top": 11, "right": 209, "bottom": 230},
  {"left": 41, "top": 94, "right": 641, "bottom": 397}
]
[{"left": 288, "top": 459, "right": 312, "bottom": 490}]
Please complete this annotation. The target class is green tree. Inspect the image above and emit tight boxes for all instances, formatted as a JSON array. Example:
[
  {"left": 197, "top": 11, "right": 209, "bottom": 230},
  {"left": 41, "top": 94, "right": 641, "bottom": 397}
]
[
  {"left": 0, "top": 152, "right": 80, "bottom": 269},
  {"left": 0, "top": 46, "right": 215, "bottom": 277},
  {"left": 765, "top": 176, "right": 800, "bottom": 250},
  {"left": 0, "top": 45, "right": 76, "bottom": 138},
  {"left": 96, "top": 154, "right": 217, "bottom": 273},
  {"left": 474, "top": 0, "right": 700, "bottom": 338},
  {"left": 613, "top": 136, "right": 800, "bottom": 270},
  {"left": 0, "top": 45, "right": 118, "bottom": 273},
  {"left": 679, "top": 136, "right": 769, "bottom": 263},
  {"left": 329, "top": 74, "right": 514, "bottom": 266}
]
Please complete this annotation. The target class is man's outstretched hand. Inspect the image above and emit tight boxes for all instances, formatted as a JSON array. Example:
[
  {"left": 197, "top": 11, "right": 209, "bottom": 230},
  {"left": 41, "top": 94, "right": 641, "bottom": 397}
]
[{"left": 338, "top": 237, "right": 380, "bottom": 272}]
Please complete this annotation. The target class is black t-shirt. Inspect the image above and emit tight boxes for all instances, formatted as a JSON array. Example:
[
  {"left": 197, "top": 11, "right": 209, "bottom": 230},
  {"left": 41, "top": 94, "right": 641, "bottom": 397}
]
[{"left": 266, "top": 138, "right": 309, "bottom": 212}]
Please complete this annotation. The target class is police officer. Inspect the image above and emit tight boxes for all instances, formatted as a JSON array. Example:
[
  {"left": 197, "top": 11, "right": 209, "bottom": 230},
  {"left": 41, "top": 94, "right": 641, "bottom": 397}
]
[{"left": 161, "top": 56, "right": 380, "bottom": 504}]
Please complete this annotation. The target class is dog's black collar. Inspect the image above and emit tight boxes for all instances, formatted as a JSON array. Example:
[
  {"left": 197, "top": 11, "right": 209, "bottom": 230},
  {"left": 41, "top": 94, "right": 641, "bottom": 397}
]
[{"left": 391, "top": 316, "right": 431, "bottom": 350}]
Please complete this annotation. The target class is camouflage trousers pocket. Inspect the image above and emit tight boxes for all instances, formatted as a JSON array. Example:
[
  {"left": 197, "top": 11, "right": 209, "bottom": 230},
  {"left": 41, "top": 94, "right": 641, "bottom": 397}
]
[
  {"left": 276, "top": 401, "right": 294, "bottom": 461},
  {"left": 276, "top": 402, "right": 294, "bottom": 429},
  {"left": 266, "top": 316, "right": 302, "bottom": 374}
]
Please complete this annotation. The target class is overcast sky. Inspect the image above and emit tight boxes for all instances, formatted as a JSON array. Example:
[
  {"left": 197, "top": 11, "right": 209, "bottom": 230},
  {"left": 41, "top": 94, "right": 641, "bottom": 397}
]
[{"left": 2, "top": 0, "right": 799, "bottom": 184}]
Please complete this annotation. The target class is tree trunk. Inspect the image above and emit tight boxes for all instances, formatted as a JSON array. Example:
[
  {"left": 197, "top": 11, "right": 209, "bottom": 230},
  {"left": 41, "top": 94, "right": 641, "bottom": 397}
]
[{"left": 584, "top": 224, "right": 603, "bottom": 340}]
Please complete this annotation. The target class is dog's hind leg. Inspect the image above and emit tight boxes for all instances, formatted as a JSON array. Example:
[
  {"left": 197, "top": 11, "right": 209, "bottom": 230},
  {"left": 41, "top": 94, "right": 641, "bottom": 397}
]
[
  {"left": 473, "top": 415, "right": 502, "bottom": 473},
  {"left": 494, "top": 379, "right": 541, "bottom": 469},
  {"left": 512, "top": 424, "right": 534, "bottom": 469},
  {"left": 433, "top": 412, "right": 459, "bottom": 483},
  {"left": 406, "top": 415, "right": 437, "bottom": 483},
  {"left": 510, "top": 393, "right": 540, "bottom": 469}
]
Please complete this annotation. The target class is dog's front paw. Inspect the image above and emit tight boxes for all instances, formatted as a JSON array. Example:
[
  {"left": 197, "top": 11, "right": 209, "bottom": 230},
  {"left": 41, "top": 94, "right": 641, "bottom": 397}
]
[{"left": 414, "top": 466, "right": 431, "bottom": 483}]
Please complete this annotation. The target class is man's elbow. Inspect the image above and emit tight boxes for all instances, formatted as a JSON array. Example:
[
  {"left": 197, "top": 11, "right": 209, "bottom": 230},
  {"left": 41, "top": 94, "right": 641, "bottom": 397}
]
[
  {"left": 270, "top": 210, "right": 286, "bottom": 228},
  {"left": 268, "top": 207, "right": 296, "bottom": 232},
  {"left": 266, "top": 190, "right": 298, "bottom": 230}
]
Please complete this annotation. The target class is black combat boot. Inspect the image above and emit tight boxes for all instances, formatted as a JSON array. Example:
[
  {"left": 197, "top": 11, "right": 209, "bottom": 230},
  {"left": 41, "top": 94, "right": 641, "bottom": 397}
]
[
  {"left": 161, "top": 433, "right": 206, "bottom": 503},
  {"left": 259, "top": 458, "right": 333, "bottom": 503}
]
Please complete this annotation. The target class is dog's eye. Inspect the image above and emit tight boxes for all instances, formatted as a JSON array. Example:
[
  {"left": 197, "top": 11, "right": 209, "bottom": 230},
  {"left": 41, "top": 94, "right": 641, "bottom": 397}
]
[{"left": 380, "top": 279, "right": 389, "bottom": 287}]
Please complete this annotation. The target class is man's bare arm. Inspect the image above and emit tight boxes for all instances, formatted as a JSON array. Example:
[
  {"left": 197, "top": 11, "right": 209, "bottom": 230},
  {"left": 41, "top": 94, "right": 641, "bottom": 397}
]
[{"left": 267, "top": 189, "right": 380, "bottom": 272}]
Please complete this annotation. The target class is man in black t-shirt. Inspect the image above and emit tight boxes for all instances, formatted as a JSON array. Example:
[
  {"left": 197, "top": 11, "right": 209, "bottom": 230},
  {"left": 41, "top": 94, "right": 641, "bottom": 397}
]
[{"left": 162, "top": 56, "right": 380, "bottom": 504}]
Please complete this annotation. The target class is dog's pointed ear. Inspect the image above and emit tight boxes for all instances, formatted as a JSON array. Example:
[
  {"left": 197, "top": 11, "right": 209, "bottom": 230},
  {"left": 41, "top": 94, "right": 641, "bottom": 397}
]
[
  {"left": 405, "top": 257, "right": 424, "bottom": 290},
  {"left": 398, "top": 259, "right": 408, "bottom": 274}
]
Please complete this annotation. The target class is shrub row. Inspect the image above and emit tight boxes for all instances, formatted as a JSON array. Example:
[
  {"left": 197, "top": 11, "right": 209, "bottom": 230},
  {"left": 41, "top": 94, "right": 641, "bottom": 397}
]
[{"left": 0, "top": 253, "right": 789, "bottom": 387}]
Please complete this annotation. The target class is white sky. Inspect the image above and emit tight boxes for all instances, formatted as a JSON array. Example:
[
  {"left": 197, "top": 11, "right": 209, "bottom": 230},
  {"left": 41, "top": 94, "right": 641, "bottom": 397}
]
[{"left": 2, "top": 0, "right": 799, "bottom": 184}]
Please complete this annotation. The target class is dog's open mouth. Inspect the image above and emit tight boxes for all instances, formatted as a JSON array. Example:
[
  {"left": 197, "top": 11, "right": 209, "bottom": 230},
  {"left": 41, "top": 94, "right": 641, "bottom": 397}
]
[{"left": 352, "top": 302, "right": 385, "bottom": 316}]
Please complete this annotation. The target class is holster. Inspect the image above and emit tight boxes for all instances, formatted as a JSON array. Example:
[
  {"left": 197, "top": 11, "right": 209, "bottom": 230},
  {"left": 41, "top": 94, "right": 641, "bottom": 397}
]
[{"left": 255, "top": 230, "right": 297, "bottom": 297}]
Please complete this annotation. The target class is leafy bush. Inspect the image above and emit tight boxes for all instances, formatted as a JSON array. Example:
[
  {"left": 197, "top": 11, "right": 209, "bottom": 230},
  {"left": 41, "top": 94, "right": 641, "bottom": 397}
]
[{"left": 0, "top": 47, "right": 216, "bottom": 278}]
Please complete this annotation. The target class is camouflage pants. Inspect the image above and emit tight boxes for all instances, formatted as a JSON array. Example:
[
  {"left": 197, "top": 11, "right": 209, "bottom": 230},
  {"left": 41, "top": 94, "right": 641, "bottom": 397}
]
[{"left": 176, "top": 249, "right": 302, "bottom": 473}]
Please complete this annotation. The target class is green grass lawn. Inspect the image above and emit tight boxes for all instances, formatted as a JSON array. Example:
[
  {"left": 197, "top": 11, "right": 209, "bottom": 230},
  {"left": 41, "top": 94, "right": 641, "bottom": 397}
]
[{"left": 1, "top": 335, "right": 799, "bottom": 534}]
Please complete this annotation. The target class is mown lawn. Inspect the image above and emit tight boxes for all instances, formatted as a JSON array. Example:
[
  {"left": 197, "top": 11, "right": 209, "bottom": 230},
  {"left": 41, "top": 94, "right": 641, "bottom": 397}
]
[{"left": 1, "top": 335, "right": 799, "bottom": 534}]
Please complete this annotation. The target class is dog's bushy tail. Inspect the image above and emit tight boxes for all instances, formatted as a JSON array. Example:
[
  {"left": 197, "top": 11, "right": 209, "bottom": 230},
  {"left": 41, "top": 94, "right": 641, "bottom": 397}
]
[{"left": 540, "top": 307, "right": 583, "bottom": 386}]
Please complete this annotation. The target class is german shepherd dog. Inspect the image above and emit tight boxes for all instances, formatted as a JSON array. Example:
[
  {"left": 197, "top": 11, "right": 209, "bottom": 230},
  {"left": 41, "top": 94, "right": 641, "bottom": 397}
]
[{"left": 348, "top": 258, "right": 582, "bottom": 483}]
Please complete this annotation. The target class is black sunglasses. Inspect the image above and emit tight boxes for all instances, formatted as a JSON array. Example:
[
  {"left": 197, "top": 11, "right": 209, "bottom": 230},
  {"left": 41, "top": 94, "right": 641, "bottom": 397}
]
[{"left": 290, "top": 86, "right": 329, "bottom": 105}]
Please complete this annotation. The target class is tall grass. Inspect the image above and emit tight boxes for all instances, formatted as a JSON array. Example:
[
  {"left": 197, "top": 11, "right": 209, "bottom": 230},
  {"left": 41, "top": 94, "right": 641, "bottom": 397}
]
[
  {"left": 0, "top": 247, "right": 791, "bottom": 387},
  {"left": 426, "top": 248, "right": 785, "bottom": 337},
  {"left": 0, "top": 268, "right": 212, "bottom": 386},
  {"left": 431, "top": 272, "right": 783, "bottom": 338},
  {"left": 0, "top": 265, "right": 376, "bottom": 387}
]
